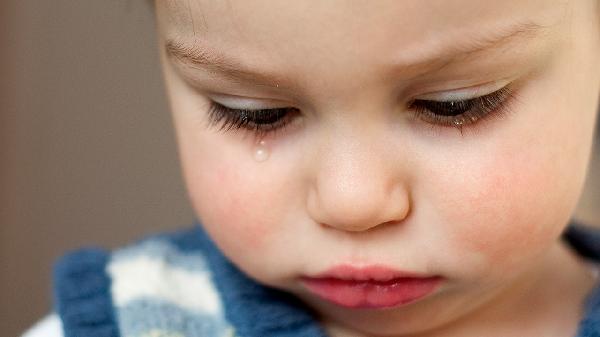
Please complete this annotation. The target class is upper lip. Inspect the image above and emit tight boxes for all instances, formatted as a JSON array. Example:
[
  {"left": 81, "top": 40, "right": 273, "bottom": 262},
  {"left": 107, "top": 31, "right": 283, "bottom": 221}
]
[{"left": 304, "top": 264, "right": 435, "bottom": 282}]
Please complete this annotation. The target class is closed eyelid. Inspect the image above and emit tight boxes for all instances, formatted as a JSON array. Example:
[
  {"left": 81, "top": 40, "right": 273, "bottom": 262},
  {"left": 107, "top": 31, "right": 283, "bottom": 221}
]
[{"left": 416, "top": 79, "right": 513, "bottom": 101}]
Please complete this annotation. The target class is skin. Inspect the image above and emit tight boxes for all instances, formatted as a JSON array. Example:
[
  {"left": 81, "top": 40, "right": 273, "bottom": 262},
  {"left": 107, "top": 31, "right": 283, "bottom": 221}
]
[{"left": 155, "top": 1, "right": 600, "bottom": 336}]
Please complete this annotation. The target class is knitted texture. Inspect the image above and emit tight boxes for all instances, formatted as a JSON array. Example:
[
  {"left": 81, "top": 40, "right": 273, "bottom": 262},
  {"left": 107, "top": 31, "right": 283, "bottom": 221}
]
[
  {"left": 107, "top": 235, "right": 234, "bottom": 337},
  {"left": 53, "top": 247, "right": 119, "bottom": 337},
  {"left": 580, "top": 284, "right": 600, "bottom": 337}
]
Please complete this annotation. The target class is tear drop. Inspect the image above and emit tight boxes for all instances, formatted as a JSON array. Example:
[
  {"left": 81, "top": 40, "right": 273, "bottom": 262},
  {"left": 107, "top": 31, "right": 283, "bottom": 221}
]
[
  {"left": 453, "top": 116, "right": 465, "bottom": 126},
  {"left": 253, "top": 139, "right": 270, "bottom": 162}
]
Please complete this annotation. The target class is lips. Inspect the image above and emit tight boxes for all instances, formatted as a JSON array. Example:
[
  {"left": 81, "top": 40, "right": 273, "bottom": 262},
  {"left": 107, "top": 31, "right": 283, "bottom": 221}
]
[{"left": 300, "top": 265, "right": 443, "bottom": 309}]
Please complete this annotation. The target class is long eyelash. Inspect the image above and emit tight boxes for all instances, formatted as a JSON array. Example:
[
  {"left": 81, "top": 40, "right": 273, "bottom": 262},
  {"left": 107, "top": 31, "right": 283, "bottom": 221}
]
[
  {"left": 409, "top": 84, "right": 521, "bottom": 136},
  {"left": 205, "top": 84, "right": 521, "bottom": 139},
  {"left": 205, "top": 102, "right": 298, "bottom": 139}
]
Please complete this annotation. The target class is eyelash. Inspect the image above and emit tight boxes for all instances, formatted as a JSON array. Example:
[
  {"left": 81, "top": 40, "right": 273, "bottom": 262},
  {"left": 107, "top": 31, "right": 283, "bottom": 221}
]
[
  {"left": 206, "top": 103, "right": 301, "bottom": 139},
  {"left": 408, "top": 84, "right": 518, "bottom": 134},
  {"left": 205, "top": 84, "right": 518, "bottom": 139}
]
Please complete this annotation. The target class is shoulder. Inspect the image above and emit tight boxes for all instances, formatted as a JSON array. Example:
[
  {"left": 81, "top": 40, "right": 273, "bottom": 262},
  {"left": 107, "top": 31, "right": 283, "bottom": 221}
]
[
  {"left": 578, "top": 283, "right": 600, "bottom": 337},
  {"left": 21, "top": 314, "right": 63, "bottom": 337},
  {"left": 53, "top": 224, "right": 210, "bottom": 291},
  {"left": 106, "top": 225, "right": 223, "bottom": 316},
  {"left": 52, "top": 224, "right": 233, "bottom": 337}
]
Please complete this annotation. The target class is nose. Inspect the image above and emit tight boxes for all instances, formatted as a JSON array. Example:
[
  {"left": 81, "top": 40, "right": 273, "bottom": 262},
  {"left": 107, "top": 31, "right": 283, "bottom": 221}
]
[{"left": 306, "top": 129, "right": 411, "bottom": 233}]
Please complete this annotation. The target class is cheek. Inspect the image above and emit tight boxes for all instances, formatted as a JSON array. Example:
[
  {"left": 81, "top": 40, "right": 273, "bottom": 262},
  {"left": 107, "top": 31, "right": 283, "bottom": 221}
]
[
  {"left": 178, "top": 135, "right": 295, "bottom": 281},
  {"left": 451, "top": 153, "right": 556, "bottom": 264},
  {"left": 428, "top": 49, "right": 597, "bottom": 278},
  {"left": 433, "top": 134, "right": 584, "bottom": 278},
  {"left": 187, "top": 156, "right": 275, "bottom": 251}
]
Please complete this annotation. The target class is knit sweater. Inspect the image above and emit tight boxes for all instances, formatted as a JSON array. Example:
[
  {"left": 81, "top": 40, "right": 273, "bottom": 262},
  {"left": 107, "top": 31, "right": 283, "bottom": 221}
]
[{"left": 22, "top": 221, "right": 600, "bottom": 337}]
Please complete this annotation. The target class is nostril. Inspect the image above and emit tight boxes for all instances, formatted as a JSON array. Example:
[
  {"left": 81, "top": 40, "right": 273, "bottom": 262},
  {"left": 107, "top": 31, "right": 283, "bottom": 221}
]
[
  {"left": 318, "top": 218, "right": 403, "bottom": 233},
  {"left": 365, "top": 219, "right": 406, "bottom": 232}
]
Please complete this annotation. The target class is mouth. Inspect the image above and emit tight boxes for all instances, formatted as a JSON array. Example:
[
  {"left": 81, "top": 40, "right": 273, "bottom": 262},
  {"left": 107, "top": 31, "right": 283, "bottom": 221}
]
[{"left": 300, "top": 264, "right": 444, "bottom": 309}]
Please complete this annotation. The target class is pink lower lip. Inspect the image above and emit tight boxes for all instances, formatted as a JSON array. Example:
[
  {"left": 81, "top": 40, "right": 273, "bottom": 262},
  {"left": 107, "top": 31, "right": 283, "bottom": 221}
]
[{"left": 301, "top": 266, "right": 443, "bottom": 309}]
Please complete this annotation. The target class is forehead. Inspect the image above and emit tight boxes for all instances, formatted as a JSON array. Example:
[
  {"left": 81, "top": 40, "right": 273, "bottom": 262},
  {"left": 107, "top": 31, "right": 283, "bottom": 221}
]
[
  {"left": 157, "top": 1, "right": 567, "bottom": 96},
  {"left": 158, "top": 0, "right": 565, "bottom": 44}
]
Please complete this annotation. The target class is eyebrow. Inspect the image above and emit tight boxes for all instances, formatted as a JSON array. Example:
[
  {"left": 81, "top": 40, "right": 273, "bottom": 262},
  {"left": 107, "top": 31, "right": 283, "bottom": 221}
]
[
  {"left": 166, "top": 39, "right": 292, "bottom": 89},
  {"left": 165, "top": 20, "right": 554, "bottom": 88}
]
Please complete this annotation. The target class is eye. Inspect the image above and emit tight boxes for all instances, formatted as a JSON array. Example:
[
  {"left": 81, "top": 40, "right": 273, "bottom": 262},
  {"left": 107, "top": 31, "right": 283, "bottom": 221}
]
[
  {"left": 205, "top": 101, "right": 300, "bottom": 139},
  {"left": 408, "top": 84, "right": 517, "bottom": 130},
  {"left": 205, "top": 83, "right": 519, "bottom": 138}
]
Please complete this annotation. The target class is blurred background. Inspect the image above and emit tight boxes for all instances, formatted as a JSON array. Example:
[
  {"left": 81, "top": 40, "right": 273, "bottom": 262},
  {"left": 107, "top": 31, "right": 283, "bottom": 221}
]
[
  {"left": 1, "top": 1, "right": 599, "bottom": 336},
  {"left": 1, "top": 1, "right": 195, "bottom": 335}
]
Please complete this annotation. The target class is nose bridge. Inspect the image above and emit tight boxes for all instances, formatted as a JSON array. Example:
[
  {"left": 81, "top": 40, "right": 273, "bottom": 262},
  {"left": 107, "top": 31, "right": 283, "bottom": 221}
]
[{"left": 307, "top": 124, "right": 410, "bottom": 232}]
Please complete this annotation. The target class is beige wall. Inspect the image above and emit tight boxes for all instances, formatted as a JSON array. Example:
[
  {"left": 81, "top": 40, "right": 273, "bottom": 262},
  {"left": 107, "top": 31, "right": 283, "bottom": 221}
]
[
  {"left": 1, "top": 1, "right": 598, "bottom": 336},
  {"left": 1, "top": 2, "right": 195, "bottom": 335}
]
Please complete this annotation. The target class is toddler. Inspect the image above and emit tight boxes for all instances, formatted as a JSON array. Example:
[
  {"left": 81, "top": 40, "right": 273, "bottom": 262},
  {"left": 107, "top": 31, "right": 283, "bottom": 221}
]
[{"left": 24, "top": 0, "right": 600, "bottom": 336}]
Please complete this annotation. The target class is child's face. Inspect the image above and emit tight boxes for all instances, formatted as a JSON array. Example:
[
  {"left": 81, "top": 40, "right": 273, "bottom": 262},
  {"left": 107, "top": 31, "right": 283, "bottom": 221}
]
[{"left": 157, "top": 0, "right": 600, "bottom": 335}]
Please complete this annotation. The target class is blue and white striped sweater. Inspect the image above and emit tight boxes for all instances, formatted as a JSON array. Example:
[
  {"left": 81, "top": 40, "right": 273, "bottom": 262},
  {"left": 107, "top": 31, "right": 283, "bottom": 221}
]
[
  {"left": 49, "top": 221, "right": 600, "bottom": 337},
  {"left": 108, "top": 239, "right": 233, "bottom": 337},
  {"left": 53, "top": 224, "right": 327, "bottom": 337}
]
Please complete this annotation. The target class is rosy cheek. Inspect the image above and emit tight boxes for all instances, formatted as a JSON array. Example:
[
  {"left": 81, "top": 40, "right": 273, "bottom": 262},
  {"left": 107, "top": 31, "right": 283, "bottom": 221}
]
[
  {"left": 439, "top": 147, "right": 567, "bottom": 277},
  {"left": 185, "top": 154, "right": 276, "bottom": 257}
]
